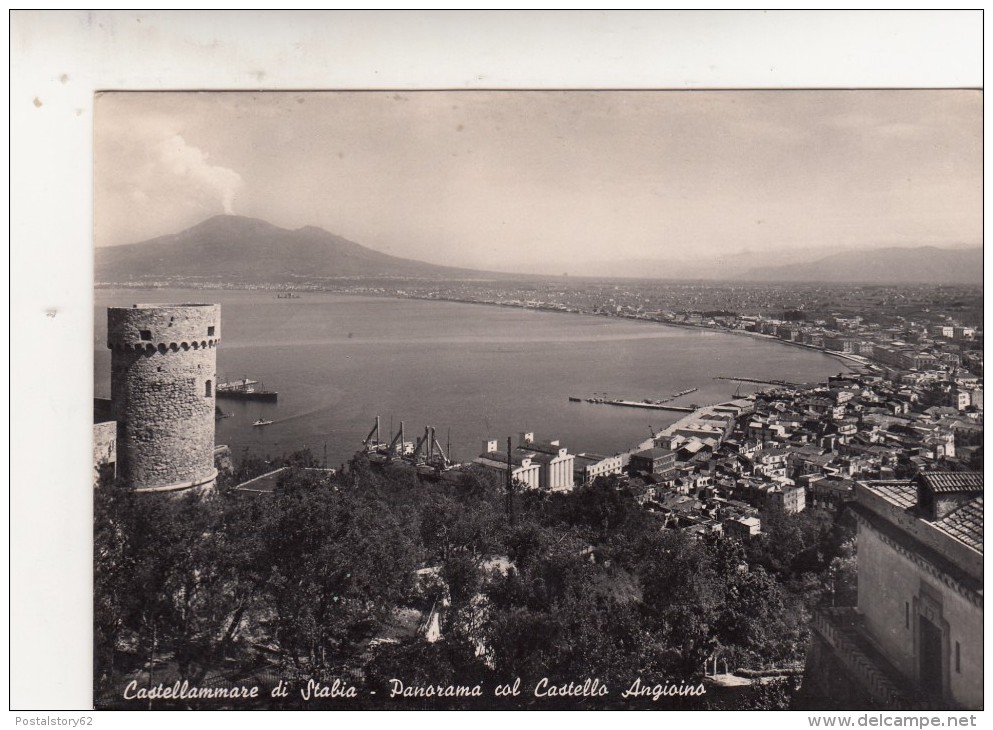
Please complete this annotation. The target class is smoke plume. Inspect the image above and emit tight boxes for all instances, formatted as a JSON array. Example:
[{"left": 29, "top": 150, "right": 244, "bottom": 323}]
[{"left": 157, "top": 134, "right": 243, "bottom": 214}]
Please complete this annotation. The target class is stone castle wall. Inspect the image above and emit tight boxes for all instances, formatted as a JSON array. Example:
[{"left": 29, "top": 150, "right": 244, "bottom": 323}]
[
  {"left": 108, "top": 304, "right": 220, "bottom": 491},
  {"left": 93, "top": 421, "right": 117, "bottom": 486}
]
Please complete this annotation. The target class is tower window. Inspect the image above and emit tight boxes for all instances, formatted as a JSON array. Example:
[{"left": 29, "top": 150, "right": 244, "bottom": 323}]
[
  {"left": 956, "top": 642, "right": 961, "bottom": 672},
  {"left": 205, "top": 380, "right": 212, "bottom": 397},
  {"left": 207, "top": 326, "right": 215, "bottom": 336},
  {"left": 905, "top": 602, "right": 910, "bottom": 629},
  {"left": 139, "top": 330, "right": 152, "bottom": 341}
]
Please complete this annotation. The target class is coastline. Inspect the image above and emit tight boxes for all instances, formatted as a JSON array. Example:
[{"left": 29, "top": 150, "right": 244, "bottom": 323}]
[
  {"left": 96, "top": 282, "right": 868, "bottom": 374},
  {"left": 391, "top": 295, "right": 872, "bottom": 374}
]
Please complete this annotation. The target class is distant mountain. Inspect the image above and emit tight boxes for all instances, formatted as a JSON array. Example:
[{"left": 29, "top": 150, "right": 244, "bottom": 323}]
[
  {"left": 95, "top": 215, "right": 503, "bottom": 283},
  {"left": 739, "top": 245, "right": 983, "bottom": 285},
  {"left": 575, "top": 245, "right": 855, "bottom": 280},
  {"left": 96, "top": 217, "right": 983, "bottom": 286}
]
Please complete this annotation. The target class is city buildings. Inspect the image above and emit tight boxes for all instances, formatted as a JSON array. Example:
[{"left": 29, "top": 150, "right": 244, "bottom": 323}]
[
  {"left": 473, "top": 433, "right": 578, "bottom": 492},
  {"left": 628, "top": 446, "right": 677, "bottom": 479},
  {"left": 573, "top": 452, "right": 625, "bottom": 485},
  {"left": 473, "top": 440, "right": 541, "bottom": 489},
  {"left": 515, "top": 432, "right": 576, "bottom": 492},
  {"left": 725, "top": 516, "right": 762, "bottom": 541}
]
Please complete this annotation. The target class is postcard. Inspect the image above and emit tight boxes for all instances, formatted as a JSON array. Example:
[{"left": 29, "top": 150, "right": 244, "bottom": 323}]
[{"left": 10, "top": 10, "right": 984, "bottom": 718}]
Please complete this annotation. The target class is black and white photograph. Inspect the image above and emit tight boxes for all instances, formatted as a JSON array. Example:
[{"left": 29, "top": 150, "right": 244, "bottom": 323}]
[{"left": 11, "top": 10, "right": 984, "bottom": 719}]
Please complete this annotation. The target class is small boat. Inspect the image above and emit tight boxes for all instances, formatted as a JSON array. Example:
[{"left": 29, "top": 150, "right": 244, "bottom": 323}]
[
  {"left": 253, "top": 418, "right": 274, "bottom": 427},
  {"left": 569, "top": 396, "right": 582, "bottom": 402}
]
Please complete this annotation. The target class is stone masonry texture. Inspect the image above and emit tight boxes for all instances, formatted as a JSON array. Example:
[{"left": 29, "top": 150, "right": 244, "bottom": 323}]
[{"left": 108, "top": 304, "right": 220, "bottom": 490}]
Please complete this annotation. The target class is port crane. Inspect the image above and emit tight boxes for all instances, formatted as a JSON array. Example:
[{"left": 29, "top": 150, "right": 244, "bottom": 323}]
[
  {"left": 363, "top": 416, "right": 384, "bottom": 450},
  {"left": 411, "top": 426, "right": 452, "bottom": 471},
  {"left": 362, "top": 418, "right": 455, "bottom": 473},
  {"left": 363, "top": 417, "right": 411, "bottom": 461},
  {"left": 388, "top": 421, "right": 412, "bottom": 456}
]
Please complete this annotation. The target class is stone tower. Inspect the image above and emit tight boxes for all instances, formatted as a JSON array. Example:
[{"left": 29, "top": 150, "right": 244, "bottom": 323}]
[{"left": 107, "top": 304, "right": 221, "bottom": 492}]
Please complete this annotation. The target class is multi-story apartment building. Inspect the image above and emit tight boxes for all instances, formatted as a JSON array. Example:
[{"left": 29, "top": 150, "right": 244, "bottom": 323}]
[
  {"left": 573, "top": 452, "right": 624, "bottom": 485},
  {"left": 628, "top": 446, "right": 677, "bottom": 479}
]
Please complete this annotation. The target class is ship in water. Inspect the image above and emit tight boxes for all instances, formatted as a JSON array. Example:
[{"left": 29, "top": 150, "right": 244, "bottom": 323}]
[{"left": 216, "top": 377, "right": 278, "bottom": 402}]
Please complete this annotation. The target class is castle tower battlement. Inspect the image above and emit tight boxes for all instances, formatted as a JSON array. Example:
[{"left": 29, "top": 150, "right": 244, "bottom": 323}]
[{"left": 108, "top": 304, "right": 220, "bottom": 492}]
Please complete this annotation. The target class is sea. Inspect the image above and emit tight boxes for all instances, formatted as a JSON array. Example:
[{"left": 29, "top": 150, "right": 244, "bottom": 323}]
[{"left": 94, "top": 288, "right": 850, "bottom": 469}]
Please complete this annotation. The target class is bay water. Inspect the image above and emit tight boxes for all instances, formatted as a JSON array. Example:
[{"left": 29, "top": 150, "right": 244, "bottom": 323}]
[{"left": 94, "top": 289, "right": 847, "bottom": 468}]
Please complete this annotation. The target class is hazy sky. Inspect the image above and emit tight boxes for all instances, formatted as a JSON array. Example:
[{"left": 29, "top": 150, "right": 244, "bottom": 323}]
[{"left": 94, "top": 90, "right": 981, "bottom": 272}]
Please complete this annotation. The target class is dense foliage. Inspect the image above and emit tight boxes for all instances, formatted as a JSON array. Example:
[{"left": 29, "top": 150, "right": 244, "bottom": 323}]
[{"left": 94, "top": 453, "right": 854, "bottom": 710}]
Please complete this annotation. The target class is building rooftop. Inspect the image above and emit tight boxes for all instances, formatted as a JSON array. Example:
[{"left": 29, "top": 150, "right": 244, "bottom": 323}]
[
  {"left": 733, "top": 516, "right": 761, "bottom": 527},
  {"left": 861, "top": 481, "right": 916, "bottom": 509},
  {"left": 519, "top": 439, "right": 565, "bottom": 455},
  {"left": 918, "top": 471, "right": 984, "bottom": 494},
  {"left": 938, "top": 497, "right": 984, "bottom": 553},
  {"left": 231, "top": 467, "right": 290, "bottom": 494},
  {"left": 477, "top": 451, "right": 531, "bottom": 468},
  {"left": 527, "top": 451, "right": 570, "bottom": 465},
  {"left": 634, "top": 447, "right": 675, "bottom": 459},
  {"left": 810, "top": 476, "right": 857, "bottom": 494},
  {"left": 860, "top": 479, "right": 983, "bottom": 556},
  {"left": 94, "top": 397, "right": 114, "bottom": 424}
]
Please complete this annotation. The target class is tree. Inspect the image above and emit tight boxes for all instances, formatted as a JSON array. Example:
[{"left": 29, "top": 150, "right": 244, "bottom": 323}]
[
  {"left": 94, "top": 484, "right": 247, "bottom": 696},
  {"left": 745, "top": 509, "right": 835, "bottom": 580},
  {"left": 481, "top": 553, "right": 659, "bottom": 707},
  {"left": 419, "top": 492, "right": 498, "bottom": 563},
  {"left": 364, "top": 638, "right": 491, "bottom": 710},
  {"left": 258, "top": 485, "right": 419, "bottom": 670},
  {"left": 633, "top": 530, "right": 720, "bottom": 677}
]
